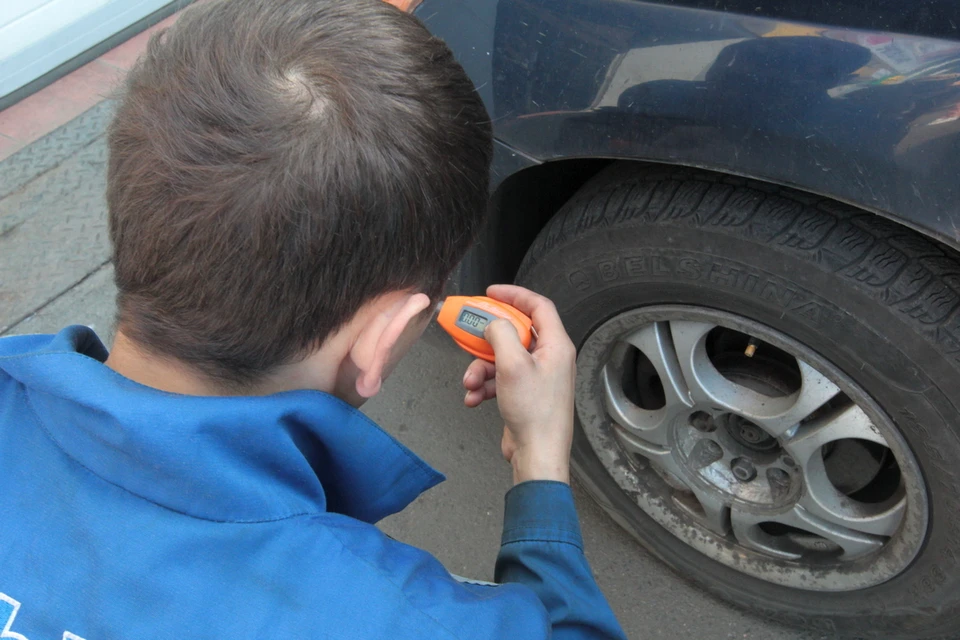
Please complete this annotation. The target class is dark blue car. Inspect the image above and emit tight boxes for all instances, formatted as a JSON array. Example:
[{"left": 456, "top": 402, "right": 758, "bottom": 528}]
[{"left": 406, "top": 1, "right": 960, "bottom": 637}]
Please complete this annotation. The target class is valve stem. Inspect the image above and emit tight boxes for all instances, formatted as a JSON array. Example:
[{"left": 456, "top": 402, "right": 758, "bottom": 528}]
[{"left": 744, "top": 337, "right": 759, "bottom": 358}]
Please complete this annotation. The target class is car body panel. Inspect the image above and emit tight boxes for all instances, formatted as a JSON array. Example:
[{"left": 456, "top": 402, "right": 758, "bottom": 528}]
[{"left": 417, "top": 0, "right": 960, "bottom": 250}]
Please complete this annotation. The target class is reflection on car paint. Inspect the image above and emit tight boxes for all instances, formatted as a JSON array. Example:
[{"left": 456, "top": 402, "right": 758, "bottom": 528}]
[{"left": 428, "top": 0, "right": 960, "bottom": 246}]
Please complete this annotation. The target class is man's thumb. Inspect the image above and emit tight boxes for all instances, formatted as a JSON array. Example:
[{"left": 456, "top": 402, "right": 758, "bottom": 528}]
[{"left": 485, "top": 319, "right": 525, "bottom": 366}]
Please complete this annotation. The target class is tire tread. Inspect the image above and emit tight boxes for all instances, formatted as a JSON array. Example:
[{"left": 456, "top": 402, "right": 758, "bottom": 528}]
[{"left": 519, "top": 163, "right": 960, "bottom": 368}]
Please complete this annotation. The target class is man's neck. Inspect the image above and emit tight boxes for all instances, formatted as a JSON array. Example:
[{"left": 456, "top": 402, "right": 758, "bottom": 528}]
[
  {"left": 105, "top": 330, "right": 351, "bottom": 399},
  {"left": 105, "top": 331, "right": 239, "bottom": 396}
]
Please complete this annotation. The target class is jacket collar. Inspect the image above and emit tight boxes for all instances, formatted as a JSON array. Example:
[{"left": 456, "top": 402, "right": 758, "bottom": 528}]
[{"left": 0, "top": 327, "right": 444, "bottom": 523}]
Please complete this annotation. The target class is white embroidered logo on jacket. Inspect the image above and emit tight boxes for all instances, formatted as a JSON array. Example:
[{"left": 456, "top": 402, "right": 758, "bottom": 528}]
[{"left": 0, "top": 593, "right": 86, "bottom": 640}]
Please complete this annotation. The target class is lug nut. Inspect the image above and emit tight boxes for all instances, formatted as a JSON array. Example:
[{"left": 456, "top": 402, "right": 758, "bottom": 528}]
[
  {"left": 730, "top": 457, "right": 757, "bottom": 482},
  {"left": 690, "top": 411, "right": 716, "bottom": 433}
]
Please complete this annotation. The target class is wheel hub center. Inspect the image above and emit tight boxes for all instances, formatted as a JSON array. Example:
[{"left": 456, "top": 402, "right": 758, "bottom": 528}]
[
  {"left": 723, "top": 415, "right": 779, "bottom": 452},
  {"left": 673, "top": 411, "right": 797, "bottom": 511}
]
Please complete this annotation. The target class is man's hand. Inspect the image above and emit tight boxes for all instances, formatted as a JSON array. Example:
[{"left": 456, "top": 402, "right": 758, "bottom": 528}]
[{"left": 461, "top": 285, "right": 576, "bottom": 485}]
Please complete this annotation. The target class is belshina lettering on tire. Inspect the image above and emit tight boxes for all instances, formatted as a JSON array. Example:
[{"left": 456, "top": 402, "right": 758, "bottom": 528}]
[{"left": 516, "top": 162, "right": 960, "bottom": 639}]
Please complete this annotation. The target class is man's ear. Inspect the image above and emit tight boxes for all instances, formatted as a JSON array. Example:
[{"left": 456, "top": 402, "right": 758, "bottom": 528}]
[{"left": 352, "top": 292, "right": 432, "bottom": 399}]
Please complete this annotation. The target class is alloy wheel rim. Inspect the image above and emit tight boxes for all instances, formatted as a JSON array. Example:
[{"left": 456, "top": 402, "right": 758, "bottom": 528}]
[{"left": 575, "top": 305, "right": 929, "bottom": 591}]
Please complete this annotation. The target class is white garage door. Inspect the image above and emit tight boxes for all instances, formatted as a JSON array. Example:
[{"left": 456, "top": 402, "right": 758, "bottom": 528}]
[{"left": 0, "top": 0, "right": 173, "bottom": 101}]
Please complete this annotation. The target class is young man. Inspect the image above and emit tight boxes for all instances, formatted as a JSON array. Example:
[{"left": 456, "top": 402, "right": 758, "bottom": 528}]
[{"left": 0, "top": 0, "right": 625, "bottom": 637}]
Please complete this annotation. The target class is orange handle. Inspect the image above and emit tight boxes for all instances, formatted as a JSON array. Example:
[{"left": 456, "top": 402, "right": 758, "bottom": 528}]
[{"left": 436, "top": 296, "right": 533, "bottom": 362}]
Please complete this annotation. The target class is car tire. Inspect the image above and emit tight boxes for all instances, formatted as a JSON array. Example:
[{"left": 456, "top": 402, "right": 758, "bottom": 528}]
[{"left": 514, "top": 162, "right": 960, "bottom": 639}]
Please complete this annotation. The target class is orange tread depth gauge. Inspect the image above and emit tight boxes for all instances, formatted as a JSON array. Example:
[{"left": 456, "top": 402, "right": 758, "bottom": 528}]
[{"left": 437, "top": 296, "right": 534, "bottom": 362}]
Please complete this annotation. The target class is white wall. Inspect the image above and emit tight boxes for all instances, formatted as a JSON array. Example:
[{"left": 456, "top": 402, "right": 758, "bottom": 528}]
[
  {"left": 0, "top": 0, "right": 54, "bottom": 30},
  {"left": 0, "top": 0, "right": 172, "bottom": 99}
]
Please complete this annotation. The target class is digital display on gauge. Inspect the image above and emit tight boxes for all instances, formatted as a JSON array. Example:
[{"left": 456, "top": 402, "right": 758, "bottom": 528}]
[
  {"left": 458, "top": 309, "right": 489, "bottom": 330},
  {"left": 457, "top": 309, "right": 489, "bottom": 329}
]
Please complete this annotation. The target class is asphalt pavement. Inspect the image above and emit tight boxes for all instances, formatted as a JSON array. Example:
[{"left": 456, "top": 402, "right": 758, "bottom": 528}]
[{"left": 0, "top": 101, "right": 831, "bottom": 640}]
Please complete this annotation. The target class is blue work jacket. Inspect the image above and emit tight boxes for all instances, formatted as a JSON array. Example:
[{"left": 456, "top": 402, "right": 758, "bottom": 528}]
[{"left": 0, "top": 327, "right": 625, "bottom": 639}]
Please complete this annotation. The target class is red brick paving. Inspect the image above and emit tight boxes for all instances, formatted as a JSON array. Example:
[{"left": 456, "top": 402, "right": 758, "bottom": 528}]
[
  {"left": 0, "top": 61, "right": 123, "bottom": 148},
  {"left": 0, "top": 133, "right": 22, "bottom": 159}
]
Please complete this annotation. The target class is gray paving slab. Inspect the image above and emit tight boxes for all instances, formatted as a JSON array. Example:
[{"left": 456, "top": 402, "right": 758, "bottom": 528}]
[
  {"left": 0, "top": 139, "right": 110, "bottom": 333},
  {"left": 0, "top": 100, "right": 115, "bottom": 201},
  {"left": 4, "top": 263, "right": 116, "bottom": 342}
]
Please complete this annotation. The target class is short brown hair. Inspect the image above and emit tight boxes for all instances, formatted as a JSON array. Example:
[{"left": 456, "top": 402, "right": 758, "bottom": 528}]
[{"left": 107, "top": 0, "right": 492, "bottom": 387}]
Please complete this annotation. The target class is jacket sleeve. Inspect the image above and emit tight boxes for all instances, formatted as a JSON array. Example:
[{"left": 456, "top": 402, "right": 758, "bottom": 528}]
[
  {"left": 494, "top": 480, "right": 627, "bottom": 640},
  {"left": 315, "top": 482, "right": 625, "bottom": 639}
]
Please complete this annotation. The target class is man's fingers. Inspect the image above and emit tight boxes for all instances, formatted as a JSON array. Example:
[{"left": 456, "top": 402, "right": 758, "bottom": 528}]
[
  {"left": 486, "top": 284, "right": 567, "bottom": 345},
  {"left": 464, "top": 379, "right": 497, "bottom": 407},
  {"left": 484, "top": 319, "right": 528, "bottom": 371},
  {"left": 463, "top": 359, "right": 496, "bottom": 390}
]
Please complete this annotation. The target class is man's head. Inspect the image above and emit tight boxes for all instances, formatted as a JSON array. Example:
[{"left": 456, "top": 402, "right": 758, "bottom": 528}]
[{"left": 106, "top": 0, "right": 492, "bottom": 398}]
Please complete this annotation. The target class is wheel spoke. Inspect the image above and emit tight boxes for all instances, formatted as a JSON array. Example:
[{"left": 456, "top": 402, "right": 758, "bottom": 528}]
[
  {"left": 783, "top": 504, "right": 884, "bottom": 559},
  {"left": 602, "top": 361, "right": 672, "bottom": 447},
  {"left": 789, "top": 506, "right": 885, "bottom": 558},
  {"left": 614, "top": 428, "right": 685, "bottom": 480},
  {"left": 783, "top": 402, "right": 886, "bottom": 464},
  {"left": 730, "top": 509, "right": 803, "bottom": 560},
  {"left": 665, "top": 320, "right": 730, "bottom": 407},
  {"left": 664, "top": 320, "right": 843, "bottom": 437},
  {"left": 749, "top": 362, "right": 843, "bottom": 437},
  {"left": 732, "top": 504, "right": 884, "bottom": 560},
  {"left": 667, "top": 321, "right": 825, "bottom": 425},
  {"left": 798, "top": 454, "right": 906, "bottom": 537},
  {"left": 688, "top": 486, "right": 731, "bottom": 536},
  {"left": 623, "top": 321, "right": 696, "bottom": 409},
  {"left": 781, "top": 402, "right": 904, "bottom": 537}
]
